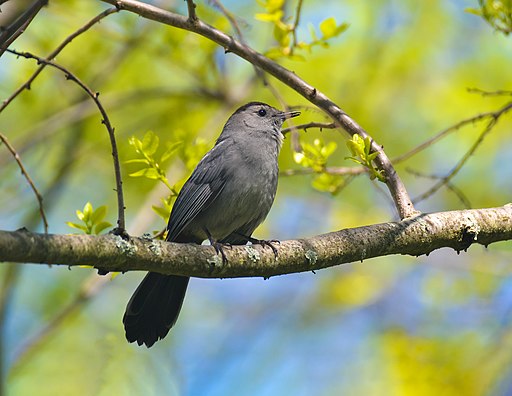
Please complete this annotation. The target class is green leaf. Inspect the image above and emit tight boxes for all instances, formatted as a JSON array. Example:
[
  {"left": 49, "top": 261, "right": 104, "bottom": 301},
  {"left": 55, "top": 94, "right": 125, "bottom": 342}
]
[
  {"left": 91, "top": 205, "right": 107, "bottom": 224},
  {"left": 255, "top": 12, "right": 282, "bottom": 22},
  {"left": 66, "top": 222, "right": 88, "bottom": 232},
  {"left": 312, "top": 173, "right": 345, "bottom": 195},
  {"left": 257, "top": 0, "right": 285, "bottom": 13},
  {"left": 94, "top": 221, "right": 112, "bottom": 235},
  {"left": 152, "top": 204, "right": 170, "bottom": 219},
  {"left": 129, "top": 168, "right": 160, "bottom": 179},
  {"left": 141, "top": 131, "right": 159, "bottom": 156},
  {"left": 319, "top": 17, "right": 337, "bottom": 39},
  {"left": 345, "top": 156, "right": 365, "bottom": 166},
  {"left": 367, "top": 152, "right": 379, "bottom": 162},
  {"left": 364, "top": 137, "right": 371, "bottom": 157},
  {"left": 128, "top": 136, "right": 142, "bottom": 152},
  {"left": 265, "top": 47, "right": 287, "bottom": 59},
  {"left": 273, "top": 23, "right": 290, "bottom": 47},
  {"left": 82, "top": 202, "right": 93, "bottom": 222},
  {"left": 124, "top": 159, "right": 150, "bottom": 164},
  {"left": 321, "top": 141, "right": 338, "bottom": 158},
  {"left": 346, "top": 134, "right": 365, "bottom": 157},
  {"left": 75, "top": 209, "right": 84, "bottom": 221}
]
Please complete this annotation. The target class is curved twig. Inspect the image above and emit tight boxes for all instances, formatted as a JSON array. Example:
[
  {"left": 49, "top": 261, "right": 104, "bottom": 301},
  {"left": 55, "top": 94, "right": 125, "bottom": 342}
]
[
  {"left": 6, "top": 49, "right": 126, "bottom": 231},
  {"left": 0, "top": 7, "right": 119, "bottom": 115},
  {"left": 0, "top": 132, "right": 48, "bottom": 233}
]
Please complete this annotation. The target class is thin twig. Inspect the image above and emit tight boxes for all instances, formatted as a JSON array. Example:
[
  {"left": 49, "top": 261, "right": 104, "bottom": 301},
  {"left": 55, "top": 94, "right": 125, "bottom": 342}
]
[
  {"left": 281, "top": 166, "right": 365, "bottom": 177},
  {"left": 0, "top": 0, "right": 48, "bottom": 58},
  {"left": 186, "top": 0, "right": 197, "bottom": 22},
  {"left": 209, "top": 0, "right": 244, "bottom": 38},
  {"left": 392, "top": 102, "right": 512, "bottom": 164},
  {"left": 467, "top": 87, "right": 512, "bottom": 97},
  {"left": 406, "top": 168, "right": 472, "bottom": 208},
  {"left": 413, "top": 102, "right": 512, "bottom": 204},
  {"left": 6, "top": 49, "right": 126, "bottom": 231},
  {"left": 0, "top": 132, "right": 48, "bottom": 233},
  {"left": 0, "top": 7, "right": 119, "bottom": 115},
  {"left": 290, "top": 0, "right": 304, "bottom": 52},
  {"left": 282, "top": 121, "right": 337, "bottom": 135}
]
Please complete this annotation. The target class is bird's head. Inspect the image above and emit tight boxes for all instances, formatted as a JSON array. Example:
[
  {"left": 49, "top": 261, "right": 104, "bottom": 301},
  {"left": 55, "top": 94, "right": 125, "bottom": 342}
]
[{"left": 221, "top": 102, "right": 300, "bottom": 146}]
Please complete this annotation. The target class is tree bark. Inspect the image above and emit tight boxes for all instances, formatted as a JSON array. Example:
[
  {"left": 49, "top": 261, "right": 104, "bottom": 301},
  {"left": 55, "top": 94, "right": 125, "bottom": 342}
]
[{"left": 1, "top": 204, "right": 510, "bottom": 279}]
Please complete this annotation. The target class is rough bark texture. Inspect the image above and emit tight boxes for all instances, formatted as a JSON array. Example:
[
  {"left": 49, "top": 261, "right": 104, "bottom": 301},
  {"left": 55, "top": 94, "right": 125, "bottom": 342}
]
[{"left": 1, "top": 205, "right": 510, "bottom": 278}]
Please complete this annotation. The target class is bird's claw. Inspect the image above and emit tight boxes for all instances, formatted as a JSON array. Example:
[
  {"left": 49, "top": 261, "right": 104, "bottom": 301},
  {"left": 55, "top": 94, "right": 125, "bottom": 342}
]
[
  {"left": 211, "top": 240, "right": 229, "bottom": 264},
  {"left": 260, "top": 239, "right": 279, "bottom": 258}
]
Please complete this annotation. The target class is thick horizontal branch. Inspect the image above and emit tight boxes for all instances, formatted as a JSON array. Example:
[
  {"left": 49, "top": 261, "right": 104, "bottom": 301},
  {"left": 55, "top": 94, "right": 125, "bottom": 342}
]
[{"left": 1, "top": 205, "right": 511, "bottom": 278}]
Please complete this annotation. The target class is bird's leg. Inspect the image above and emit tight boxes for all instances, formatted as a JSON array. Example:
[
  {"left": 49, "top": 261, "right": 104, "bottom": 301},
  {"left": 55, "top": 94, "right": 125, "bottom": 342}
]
[
  {"left": 205, "top": 228, "right": 230, "bottom": 264},
  {"left": 235, "top": 232, "right": 279, "bottom": 258}
]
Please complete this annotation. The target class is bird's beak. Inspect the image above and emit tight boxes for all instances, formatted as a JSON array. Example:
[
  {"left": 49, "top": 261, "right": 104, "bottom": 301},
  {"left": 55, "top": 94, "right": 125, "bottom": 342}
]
[{"left": 280, "top": 110, "right": 301, "bottom": 120}]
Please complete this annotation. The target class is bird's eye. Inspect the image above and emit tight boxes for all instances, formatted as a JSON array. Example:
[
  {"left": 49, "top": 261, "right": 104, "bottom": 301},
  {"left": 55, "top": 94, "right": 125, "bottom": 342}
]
[{"left": 257, "top": 109, "right": 267, "bottom": 117}]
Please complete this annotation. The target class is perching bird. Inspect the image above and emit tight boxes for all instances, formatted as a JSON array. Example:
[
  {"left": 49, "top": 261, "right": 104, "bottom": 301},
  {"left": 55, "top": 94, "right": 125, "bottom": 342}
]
[{"left": 123, "top": 102, "right": 300, "bottom": 347}]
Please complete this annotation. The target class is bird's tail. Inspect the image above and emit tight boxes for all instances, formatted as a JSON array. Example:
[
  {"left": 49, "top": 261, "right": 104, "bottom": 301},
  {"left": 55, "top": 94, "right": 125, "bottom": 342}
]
[{"left": 123, "top": 273, "right": 190, "bottom": 347}]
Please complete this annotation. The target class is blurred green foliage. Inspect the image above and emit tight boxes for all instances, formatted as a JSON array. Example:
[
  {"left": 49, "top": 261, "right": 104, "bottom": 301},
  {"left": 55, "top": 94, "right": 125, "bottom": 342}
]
[
  {"left": 256, "top": 0, "right": 348, "bottom": 59},
  {"left": 1, "top": 0, "right": 512, "bottom": 395}
]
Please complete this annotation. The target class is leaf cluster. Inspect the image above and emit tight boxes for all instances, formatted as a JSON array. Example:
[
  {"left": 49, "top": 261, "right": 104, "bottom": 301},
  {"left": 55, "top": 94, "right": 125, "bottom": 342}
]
[
  {"left": 66, "top": 202, "right": 111, "bottom": 235},
  {"left": 256, "top": 0, "right": 348, "bottom": 59},
  {"left": 126, "top": 131, "right": 181, "bottom": 193},
  {"left": 293, "top": 138, "right": 345, "bottom": 194},
  {"left": 346, "top": 134, "right": 385, "bottom": 182},
  {"left": 466, "top": 0, "right": 512, "bottom": 35},
  {"left": 126, "top": 131, "right": 211, "bottom": 228}
]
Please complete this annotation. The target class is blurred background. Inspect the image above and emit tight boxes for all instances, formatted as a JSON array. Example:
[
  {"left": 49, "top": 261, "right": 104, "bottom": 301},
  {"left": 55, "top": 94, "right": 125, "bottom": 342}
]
[{"left": 1, "top": 0, "right": 511, "bottom": 394}]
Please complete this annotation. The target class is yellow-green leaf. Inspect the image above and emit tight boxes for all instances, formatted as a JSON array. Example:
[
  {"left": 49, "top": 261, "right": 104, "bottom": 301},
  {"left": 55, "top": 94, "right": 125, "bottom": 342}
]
[
  {"left": 319, "top": 17, "right": 337, "bottom": 38},
  {"left": 141, "top": 131, "right": 159, "bottom": 156}
]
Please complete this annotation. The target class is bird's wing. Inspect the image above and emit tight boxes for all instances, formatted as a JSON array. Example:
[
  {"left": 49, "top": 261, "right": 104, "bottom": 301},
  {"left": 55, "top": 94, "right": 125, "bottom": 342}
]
[{"left": 166, "top": 140, "right": 230, "bottom": 242}]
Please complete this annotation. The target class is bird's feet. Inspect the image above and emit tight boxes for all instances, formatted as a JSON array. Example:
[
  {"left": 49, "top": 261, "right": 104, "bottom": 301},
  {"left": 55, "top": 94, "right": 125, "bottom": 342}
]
[
  {"left": 206, "top": 231, "right": 232, "bottom": 264},
  {"left": 254, "top": 238, "right": 280, "bottom": 258},
  {"left": 236, "top": 233, "right": 279, "bottom": 258}
]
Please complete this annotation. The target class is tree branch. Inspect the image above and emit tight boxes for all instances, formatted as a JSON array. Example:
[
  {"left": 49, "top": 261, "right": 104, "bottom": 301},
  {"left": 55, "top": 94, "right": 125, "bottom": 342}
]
[
  {"left": 1, "top": 204, "right": 511, "bottom": 278},
  {"left": 7, "top": 49, "right": 126, "bottom": 233},
  {"left": 99, "top": 0, "right": 417, "bottom": 219}
]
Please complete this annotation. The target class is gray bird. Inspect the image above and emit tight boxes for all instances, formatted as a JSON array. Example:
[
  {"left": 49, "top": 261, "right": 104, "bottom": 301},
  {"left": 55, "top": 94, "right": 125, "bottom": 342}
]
[{"left": 123, "top": 102, "right": 300, "bottom": 347}]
